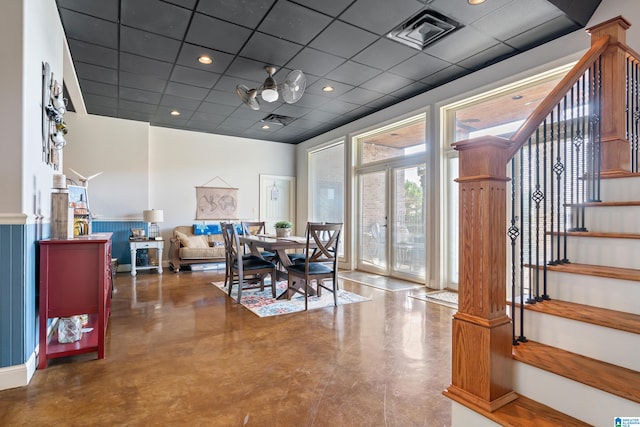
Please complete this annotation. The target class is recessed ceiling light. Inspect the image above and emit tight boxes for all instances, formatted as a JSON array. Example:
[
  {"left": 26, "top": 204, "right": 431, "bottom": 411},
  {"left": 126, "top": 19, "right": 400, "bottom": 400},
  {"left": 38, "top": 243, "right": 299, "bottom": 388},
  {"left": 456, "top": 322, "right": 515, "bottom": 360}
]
[
  {"left": 468, "top": 0, "right": 486, "bottom": 4},
  {"left": 262, "top": 124, "right": 270, "bottom": 129},
  {"left": 170, "top": 110, "right": 181, "bottom": 116},
  {"left": 198, "top": 55, "right": 213, "bottom": 65},
  {"left": 322, "top": 86, "right": 335, "bottom": 92}
]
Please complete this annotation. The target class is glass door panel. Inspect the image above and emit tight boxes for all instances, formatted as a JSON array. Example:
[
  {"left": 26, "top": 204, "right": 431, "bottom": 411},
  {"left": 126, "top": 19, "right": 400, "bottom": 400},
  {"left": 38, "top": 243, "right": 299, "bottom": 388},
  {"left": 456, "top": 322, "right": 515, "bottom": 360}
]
[
  {"left": 391, "top": 165, "right": 426, "bottom": 280},
  {"left": 358, "top": 171, "right": 388, "bottom": 273}
]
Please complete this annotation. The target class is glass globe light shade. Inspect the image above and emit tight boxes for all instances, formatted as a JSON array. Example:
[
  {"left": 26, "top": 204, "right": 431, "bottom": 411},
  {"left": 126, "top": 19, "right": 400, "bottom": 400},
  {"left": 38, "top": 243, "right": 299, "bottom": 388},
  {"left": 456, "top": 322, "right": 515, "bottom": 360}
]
[{"left": 261, "top": 88, "right": 279, "bottom": 102}]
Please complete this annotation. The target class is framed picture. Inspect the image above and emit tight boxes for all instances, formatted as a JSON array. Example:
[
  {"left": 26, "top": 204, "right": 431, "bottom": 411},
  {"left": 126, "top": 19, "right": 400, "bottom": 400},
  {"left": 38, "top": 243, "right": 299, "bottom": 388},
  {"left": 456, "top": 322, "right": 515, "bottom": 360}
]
[
  {"left": 68, "top": 185, "right": 89, "bottom": 210},
  {"left": 195, "top": 186, "right": 238, "bottom": 220}
]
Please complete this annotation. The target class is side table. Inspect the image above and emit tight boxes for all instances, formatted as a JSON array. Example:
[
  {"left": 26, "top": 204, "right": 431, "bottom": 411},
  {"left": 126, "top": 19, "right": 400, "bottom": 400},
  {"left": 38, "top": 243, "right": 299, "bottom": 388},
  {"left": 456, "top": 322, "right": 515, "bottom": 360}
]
[{"left": 130, "top": 239, "right": 164, "bottom": 276}]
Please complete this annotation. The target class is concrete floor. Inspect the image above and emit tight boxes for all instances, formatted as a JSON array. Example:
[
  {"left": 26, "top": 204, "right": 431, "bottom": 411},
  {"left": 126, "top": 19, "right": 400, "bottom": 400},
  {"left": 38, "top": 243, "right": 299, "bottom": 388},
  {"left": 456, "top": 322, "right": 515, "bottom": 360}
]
[{"left": 0, "top": 269, "right": 453, "bottom": 426}]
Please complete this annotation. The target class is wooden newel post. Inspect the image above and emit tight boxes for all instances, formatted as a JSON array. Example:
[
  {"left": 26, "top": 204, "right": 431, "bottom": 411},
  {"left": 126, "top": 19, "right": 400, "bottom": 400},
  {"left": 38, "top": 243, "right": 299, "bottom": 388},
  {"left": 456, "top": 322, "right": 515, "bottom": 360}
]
[
  {"left": 444, "top": 136, "right": 518, "bottom": 412},
  {"left": 587, "top": 16, "right": 632, "bottom": 175}
]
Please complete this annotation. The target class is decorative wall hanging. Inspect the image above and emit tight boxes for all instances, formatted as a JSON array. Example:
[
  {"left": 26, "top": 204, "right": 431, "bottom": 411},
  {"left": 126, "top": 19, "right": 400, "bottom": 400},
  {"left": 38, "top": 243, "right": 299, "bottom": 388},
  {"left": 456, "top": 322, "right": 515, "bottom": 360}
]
[
  {"left": 41, "top": 62, "right": 69, "bottom": 170},
  {"left": 195, "top": 176, "right": 238, "bottom": 220}
]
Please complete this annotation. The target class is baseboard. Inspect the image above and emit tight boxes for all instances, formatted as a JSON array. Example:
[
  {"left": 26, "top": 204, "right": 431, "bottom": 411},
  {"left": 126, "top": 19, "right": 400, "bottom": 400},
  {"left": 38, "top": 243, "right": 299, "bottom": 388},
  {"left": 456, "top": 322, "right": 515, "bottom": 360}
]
[{"left": 0, "top": 351, "right": 37, "bottom": 391}]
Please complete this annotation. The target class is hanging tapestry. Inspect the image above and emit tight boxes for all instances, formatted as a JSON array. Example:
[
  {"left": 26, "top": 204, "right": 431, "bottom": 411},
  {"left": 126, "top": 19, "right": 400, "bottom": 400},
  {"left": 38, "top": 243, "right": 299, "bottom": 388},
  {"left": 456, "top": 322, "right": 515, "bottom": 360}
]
[{"left": 195, "top": 186, "right": 238, "bottom": 220}]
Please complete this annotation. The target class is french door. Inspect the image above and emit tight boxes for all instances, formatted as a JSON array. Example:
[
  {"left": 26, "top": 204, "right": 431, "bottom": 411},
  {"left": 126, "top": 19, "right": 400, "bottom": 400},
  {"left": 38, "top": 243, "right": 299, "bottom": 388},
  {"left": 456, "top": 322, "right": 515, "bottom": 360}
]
[{"left": 357, "top": 162, "right": 427, "bottom": 282}]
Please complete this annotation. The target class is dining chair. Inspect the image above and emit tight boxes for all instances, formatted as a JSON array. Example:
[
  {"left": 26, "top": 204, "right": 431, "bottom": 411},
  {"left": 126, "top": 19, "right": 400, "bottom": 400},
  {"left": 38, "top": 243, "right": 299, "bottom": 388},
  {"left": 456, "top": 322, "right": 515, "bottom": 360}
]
[
  {"left": 240, "top": 221, "right": 277, "bottom": 262},
  {"left": 286, "top": 221, "right": 323, "bottom": 264},
  {"left": 285, "top": 222, "right": 342, "bottom": 310},
  {"left": 222, "top": 223, "right": 277, "bottom": 302}
]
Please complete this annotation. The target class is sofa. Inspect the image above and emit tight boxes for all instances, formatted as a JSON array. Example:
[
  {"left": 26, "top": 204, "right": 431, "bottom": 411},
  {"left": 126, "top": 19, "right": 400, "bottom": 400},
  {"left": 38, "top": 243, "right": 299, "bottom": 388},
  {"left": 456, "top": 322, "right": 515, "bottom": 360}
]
[{"left": 169, "top": 225, "right": 226, "bottom": 272}]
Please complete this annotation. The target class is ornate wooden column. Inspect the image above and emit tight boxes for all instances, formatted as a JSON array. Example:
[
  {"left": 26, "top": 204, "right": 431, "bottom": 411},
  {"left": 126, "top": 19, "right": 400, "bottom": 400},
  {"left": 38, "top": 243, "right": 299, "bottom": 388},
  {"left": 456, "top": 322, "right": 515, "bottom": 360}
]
[
  {"left": 444, "top": 136, "right": 517, "bottom": 412},
  {"left": 587, "top": 16, "right": 632, "bottom": 175}
]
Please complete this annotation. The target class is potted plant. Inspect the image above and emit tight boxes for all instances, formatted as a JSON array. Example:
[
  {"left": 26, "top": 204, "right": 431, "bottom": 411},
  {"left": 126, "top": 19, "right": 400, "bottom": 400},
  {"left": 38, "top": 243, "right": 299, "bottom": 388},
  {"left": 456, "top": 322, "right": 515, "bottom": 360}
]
[{"left": 274, "top": 220, "right": 293, "bottom": 237}]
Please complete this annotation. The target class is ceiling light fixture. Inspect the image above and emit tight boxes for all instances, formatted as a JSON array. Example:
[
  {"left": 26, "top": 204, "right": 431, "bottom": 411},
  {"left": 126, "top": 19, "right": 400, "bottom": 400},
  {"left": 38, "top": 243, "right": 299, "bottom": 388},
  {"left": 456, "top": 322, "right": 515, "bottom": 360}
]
[
  {"left": 468, "top": 0, "right": 486, "bottom": 4},
  {"left": 170, "top": 110, "right": 181, "bottom": 116},
  {"left": 236, "top": 66, "right": 306, "bottom": 110},
  {"left": 261, "top": 67, "right": 279, "bottom": 102},
  {"left": 198, "top": 55, "right": 213, "bottom": 64},
  {"left": 262, "top": 124, "right": 270, "bottom": 129},
  {"left": 322, "top": 86, "right": 335, "bottom": 92}
]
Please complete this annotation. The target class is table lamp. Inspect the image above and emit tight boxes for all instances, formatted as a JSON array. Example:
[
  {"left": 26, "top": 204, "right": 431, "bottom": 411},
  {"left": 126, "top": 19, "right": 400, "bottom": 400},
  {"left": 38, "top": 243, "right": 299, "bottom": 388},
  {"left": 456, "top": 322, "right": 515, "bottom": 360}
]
[{"left": 143, "top": 209, "right": 164, "bottom": 240}]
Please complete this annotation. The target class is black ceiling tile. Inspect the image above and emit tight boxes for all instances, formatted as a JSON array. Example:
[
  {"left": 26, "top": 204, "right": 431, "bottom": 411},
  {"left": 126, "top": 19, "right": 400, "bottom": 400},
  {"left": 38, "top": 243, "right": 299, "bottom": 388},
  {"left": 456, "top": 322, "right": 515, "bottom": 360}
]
[
  {"left": 196, "top": 102, "right": 236, "bottom": 117},
  {"left": 57, "top": 0, "right": 119, "bottom": 21},
  {"left": 220, "top": 116, "right": 258, "bottom": 129},
  {"left": 338, "top": 87, "right": 385, "bottom": 105},
  {"left": 121, "top": 0, "right": 191, "bottom": 39},
  {"left": 119, "top": 53, "right": 173, "bottom": 79},
  {"left": 74, "top": 62, "right": 118, "bottom": 85},
  {"left": 120, "top": 27, "right": 182, "bottom": 63},
  {"left": 389, "top": 53, "right": 450, "bottom": 80},
  {"left": 360, "top": 73, "right": 414, "bottom": 95},
  {"left": 214, "top": 75, "right": 259, "bottom": 93},
  {"left": 310, "top": 21, "right": 379, "bottom": 59},
  {"left": 159, "top": 94, "right": 201, "bottom": 111},
  {"left": 185, "top": 13, "right": 253, "bottom": 54},
  {"left": 506, "top": 15, "right": 578, "bottom": 50},
  {"left": 190, "top": 111, "right": 228, "bottom": 124},
  {"left": 117, "top": 109, "right": 153, "bottom": 122},
  {"left": 258, "top": 1, "right": 332, "bottom": 45},
  {"left": 292, "top": 0, "right": 352, "bottom": 16},
  {"left": 457, "top": 42, "right": 516, "bottom": 71},
  {"left": 156, "top": 105, "right": 195, "bottom": 119},
  {"left": 225, "top": 57, "right": 276, "bottom": 82},
  {"left": 548, "top": 0, "right": 602, "bottom": 26},
  {"left": 421, "top": 65, "right": 468, "bottom": 86},
  {"left": 339, "top": 0, "right": 423, "bottom": 35},
  {"left": 239, "top": 32, "right": 303, "bottom": 67},
  {"left": 120, "top": 71, "right": 167, "bottom": 92},
  {"left": 272, "top": 103, "right": 313, "bottom": 118},
  {"left": 325, "top": 61, "right": 381, "bottom": 86},
  {"left": 391, "top": 81, "right": 432, "bottom": 99},
  {"left": 342, "top": 104, "right": 376, "bottom": 119},
  {"left": 119, "top": 87, "right": 163, "bottom": 104},
  {"left": 170, "top": 65, "right": 220, "bottom": 88},
  {"left": 286, "top": 117, "right": 324, "bottom": 130},
  {"left": 153, "top": 110, "right": 192, "bottom": 125},
  {"left": 87, "top": 104, "right": 118, "bottom": 116},
  {"left": 68, "top": 39, "right": 117, "bottom": 69},
  {"left": 84, "top": 94, "right": 118, "bottom": 109},
  {"left": 305, "top": 78, "right": 353, "bottom": 96},
  {"left": 291, "top": 92, "right": 330, "bottom": 109},
  {"left": 189, "top": 120, "right": 225, "bottom": 133},
  {"left": 472, "top": 0, "right": 563, "bottom": 41},
  {"left": 423, "top": 26, "right": 499, "bottom": 64},
  {"left": 352, "top": 38, "right": 417, "bottom": 71},
  {"left": 163, "top": 0, "right": 197, "bottom": 9},
  {"left": 176, "top": 44, "right": 235, "bottom": 74},
  {"left": 205, "top": 89, "right": 244, "bottom": 107},
  {"left": 164, "top": 82, "right": 210, "bottom": 100},
  {"left": 365, "top": 94, "right": 399, "bottom": 110},
  {"left": 316, "top": 99, "right": 360, "bottom": 115},
  {"left": 59, "top": 9, "right": 118, "bottom": 49},
  {"left": 429, "top": 0, "right": 513, "bottom": 26},
  {"left": 302, "top": 109, "right": 341, "bottom": 123},
  {"left": 197, "top": 0, "right": 275, "bottom": 28},
  {"left": 286, "top": 48, "right": 345, "bottom": 77},
  {"left": 229, "top": 108, "right": 266, "bottom": 121},
  {"left": 118, "top": 99, "right": 158, "bottom": 114},
  {"left": 79, "top": 80, "right": 118, "bottom": 98}
]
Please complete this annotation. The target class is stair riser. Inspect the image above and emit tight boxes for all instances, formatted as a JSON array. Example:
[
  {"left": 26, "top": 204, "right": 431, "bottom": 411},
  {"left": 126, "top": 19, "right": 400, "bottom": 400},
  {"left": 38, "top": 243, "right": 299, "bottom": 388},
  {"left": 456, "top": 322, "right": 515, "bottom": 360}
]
[
  {"left": 565, "top": 237, "right": 638, "bottom": 270},
  {"left": 544, "top": 270, "right": 640, "bottom": 315},
  {"left": 514, "top": 362, "right": 640, "bottom": 427},
  {"left": 599, "top": 176, "right": 640, "bottom": 202},
  {"left": 515, "top": 310, "right": 640, "bottom": 371},
  {"left": 583, "top": 205, "right": 640, "bottom": 233}
]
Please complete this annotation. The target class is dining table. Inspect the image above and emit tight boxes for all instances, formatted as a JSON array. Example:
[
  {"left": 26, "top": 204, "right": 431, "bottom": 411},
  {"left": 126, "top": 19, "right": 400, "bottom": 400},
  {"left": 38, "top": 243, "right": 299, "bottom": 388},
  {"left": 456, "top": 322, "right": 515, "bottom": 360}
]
[{"left": 239, "top": 234, "right": 315, "bottom": 299}]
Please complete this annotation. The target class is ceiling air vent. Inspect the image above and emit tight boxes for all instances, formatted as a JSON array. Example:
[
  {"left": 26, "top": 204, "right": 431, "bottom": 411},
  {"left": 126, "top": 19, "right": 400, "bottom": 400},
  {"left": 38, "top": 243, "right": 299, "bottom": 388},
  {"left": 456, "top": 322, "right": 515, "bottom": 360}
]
[
  {"left": 386, "top": 9, "right": 462, "bottom": 50},
  {"left": 261, "top": 114, "right": 296, "bottom": 126}
]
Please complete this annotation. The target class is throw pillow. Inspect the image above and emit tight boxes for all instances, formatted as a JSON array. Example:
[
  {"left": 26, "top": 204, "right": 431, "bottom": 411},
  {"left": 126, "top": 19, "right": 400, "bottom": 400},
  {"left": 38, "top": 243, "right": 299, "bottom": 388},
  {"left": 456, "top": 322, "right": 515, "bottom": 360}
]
[{"left": 175, "top": 231, "right": 209, "bottom": 248}]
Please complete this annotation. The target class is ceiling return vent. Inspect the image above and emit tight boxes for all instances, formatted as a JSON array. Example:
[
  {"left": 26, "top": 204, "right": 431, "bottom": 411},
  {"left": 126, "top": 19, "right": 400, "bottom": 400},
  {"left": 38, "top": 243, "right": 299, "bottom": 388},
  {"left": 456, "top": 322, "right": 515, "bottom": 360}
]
[
  {"left": 261, "top": 113, "right": 296, "bottom": 126},
  {"left": 386, "top": 9, "right": 462, "bottom": 50}
]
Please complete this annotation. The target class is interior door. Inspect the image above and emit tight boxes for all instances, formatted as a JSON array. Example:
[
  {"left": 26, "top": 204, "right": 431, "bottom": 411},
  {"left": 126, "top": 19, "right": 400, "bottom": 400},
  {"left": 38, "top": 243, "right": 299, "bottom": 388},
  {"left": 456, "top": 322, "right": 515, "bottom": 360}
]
[{"left": 259, "top": 175, "right": 296, "bottom": 235}]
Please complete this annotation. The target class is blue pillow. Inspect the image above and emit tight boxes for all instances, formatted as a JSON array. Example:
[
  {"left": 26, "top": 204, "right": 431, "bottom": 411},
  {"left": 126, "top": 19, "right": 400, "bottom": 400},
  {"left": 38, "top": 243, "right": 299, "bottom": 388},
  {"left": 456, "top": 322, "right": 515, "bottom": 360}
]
[{"left": 193, "top": 224, "right": 221, "bottom": 235}]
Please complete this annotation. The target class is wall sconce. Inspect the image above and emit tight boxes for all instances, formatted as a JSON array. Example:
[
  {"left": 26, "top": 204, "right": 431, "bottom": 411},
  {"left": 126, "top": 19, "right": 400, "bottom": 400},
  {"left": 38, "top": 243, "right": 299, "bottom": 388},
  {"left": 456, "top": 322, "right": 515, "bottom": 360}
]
[
  {"left": 270, "top": 182, "right": 280, "bottom": 201},
  {"left": 143, "top": 209, "right": 164, "bottom": 240}
]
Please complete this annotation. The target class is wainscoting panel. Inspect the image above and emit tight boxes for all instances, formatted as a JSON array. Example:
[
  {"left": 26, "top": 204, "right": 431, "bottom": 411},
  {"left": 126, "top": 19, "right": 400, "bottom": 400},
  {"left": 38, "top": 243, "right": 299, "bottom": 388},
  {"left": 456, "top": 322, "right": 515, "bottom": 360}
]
[{"left": 92, "top": 221, "right": 147, "bottom": 266}]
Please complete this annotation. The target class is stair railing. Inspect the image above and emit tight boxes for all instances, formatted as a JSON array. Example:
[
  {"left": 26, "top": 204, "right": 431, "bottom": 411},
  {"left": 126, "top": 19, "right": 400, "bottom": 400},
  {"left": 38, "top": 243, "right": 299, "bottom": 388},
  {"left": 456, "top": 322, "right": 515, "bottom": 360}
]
[{"left": 445, "top": 16, "right": 637, "bottom": 413}]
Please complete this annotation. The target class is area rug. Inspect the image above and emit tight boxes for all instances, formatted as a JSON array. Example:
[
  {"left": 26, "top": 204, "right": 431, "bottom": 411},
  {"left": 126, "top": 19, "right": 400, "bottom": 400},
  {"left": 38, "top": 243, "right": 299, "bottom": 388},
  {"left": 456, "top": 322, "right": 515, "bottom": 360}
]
[
  {"left": 211, "top": 280, "right": 370, "bottom": 317},
  {"left": 409, "top": 290, "right": 458, "bottom": 309},
  {"left": 338, "top": 271, "right": 423, "bottom": 292}
]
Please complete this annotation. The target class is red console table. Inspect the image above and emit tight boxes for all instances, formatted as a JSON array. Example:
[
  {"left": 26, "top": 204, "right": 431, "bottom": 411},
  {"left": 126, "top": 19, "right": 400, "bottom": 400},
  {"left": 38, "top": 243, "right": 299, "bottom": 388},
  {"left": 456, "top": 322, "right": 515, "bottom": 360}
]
[{"left": 38, "top": 233, "right": 112, "bottom": 369}]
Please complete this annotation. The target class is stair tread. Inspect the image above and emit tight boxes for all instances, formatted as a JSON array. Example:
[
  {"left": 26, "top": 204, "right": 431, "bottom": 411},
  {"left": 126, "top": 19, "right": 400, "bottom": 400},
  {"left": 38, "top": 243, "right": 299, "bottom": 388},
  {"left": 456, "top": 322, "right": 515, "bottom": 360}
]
[
  {"left": 522, "top": 298, "right": 640, "bottom": 334},
  {"left": 448, "top": 392, "right": 591, "bottom": 427},
  {"left": 546, "top": 262, "right": 640, "bottom": 281},
  {"left": 513, "top": 340, "right": 640, "bottom": 404},
  {"left": 558, "top": 230, "right": 640, "bottom": 239}
]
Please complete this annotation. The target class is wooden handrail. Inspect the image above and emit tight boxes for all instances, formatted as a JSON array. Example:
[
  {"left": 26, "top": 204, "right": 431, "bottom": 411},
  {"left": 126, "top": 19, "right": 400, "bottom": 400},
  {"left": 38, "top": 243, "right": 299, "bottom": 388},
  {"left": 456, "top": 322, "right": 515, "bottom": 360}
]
[{"left": 506, "top": 35, "right": 610, "bottom": 160}]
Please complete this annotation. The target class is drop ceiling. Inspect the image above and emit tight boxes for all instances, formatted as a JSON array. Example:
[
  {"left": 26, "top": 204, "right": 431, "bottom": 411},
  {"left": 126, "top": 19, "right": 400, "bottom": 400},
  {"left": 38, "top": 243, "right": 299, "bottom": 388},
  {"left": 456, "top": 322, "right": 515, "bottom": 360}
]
[{"left": 56, "top": 0, "right": 602, "bottom": 144}]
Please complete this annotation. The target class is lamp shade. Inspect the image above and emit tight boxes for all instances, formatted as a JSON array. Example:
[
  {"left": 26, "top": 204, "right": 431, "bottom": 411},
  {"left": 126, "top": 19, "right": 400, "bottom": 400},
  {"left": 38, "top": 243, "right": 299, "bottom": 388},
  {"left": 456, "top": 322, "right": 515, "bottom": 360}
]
[{"left": 143, "top": 209, "right": 164, "bottom": 223}]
